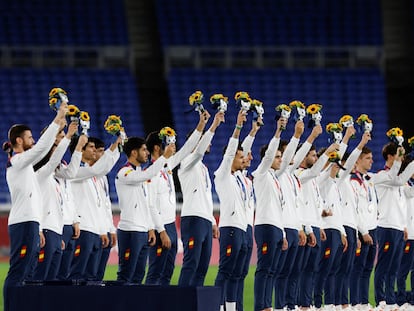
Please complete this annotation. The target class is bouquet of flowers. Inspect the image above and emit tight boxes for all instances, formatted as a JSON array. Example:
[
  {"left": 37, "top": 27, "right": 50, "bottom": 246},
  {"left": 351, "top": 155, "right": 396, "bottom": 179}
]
[
  {"left": 49, "top": 87, "right": 69, "bottom": 111},
  {"left": 355, "top": 114, "right": 373, "bottom": 133},
  {"left": 210, "top": 93, "right": 228, "bottom": 113},
  {"left": 66, "top": 105, "right": 80, "bottom": 136},
  {"left": 289, "top": 100, "right": 306, "bottom": 121},
  {"left": 328, "top": 150, "right": 345, "bottom": 170},
  {"left": 386, "top": 127, "right": 404, "bottom": 146},
  {"left": 326, "top": 122, "right": 343, "bottom": 144},
  {"left": 250, "top": 99, "right": 264, "bottom": 126},
  {"left": 408, "top": 136, "right": 414, "bottom": 158},
  {"left": 66, "top": 105, "right": 80, "bottom": 123},
  {"left": 159, "top": 126, "right": 176, "bottom": 148},
  {"left": 306, "top": 103, "right": 322, "bottom": 128},
  {"left": 234, "top": 91, "right": 251, "bottom": 113},
  {"left": 104, "top": 115, "right": 127, "bottom": 151},
  {"left": 339, "top": 115, "right": 354, "bottom": 128},
  {"left": 275, "top": 104, "right": 291, "bottom": 130},
  {"left": 188, "top": 90, "right": 205, "bottom": 114},
  {"left": 79, "top": 111, "right": 90, "bottom": 136}
]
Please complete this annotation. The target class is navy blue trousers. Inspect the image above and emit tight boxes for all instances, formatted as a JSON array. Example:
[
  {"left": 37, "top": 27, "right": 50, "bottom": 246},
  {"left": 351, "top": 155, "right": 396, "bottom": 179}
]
[
  {"left": 350, "top": 228, "right": 377, "bottom": 305},
  {"left": 214, "top": 226, "right": 248, "bottom": 305},
  {"left": 3, "top": 221, "right": 40, "bottom": 311},
  {"left": 336, "top": 226, "right": 357, "bottom": 305},
  {"left": 274, "top": 228, "right": 299, "bottom": 309},
  {"left": 56, "top": 224, "right": 76, "bottom": 280},
  {"left": 298, "top": 226, "right": 322, "bottom": 308},
  {"left": 254, "top": 224, "right": 284, "bottom": 311},
  {"left": 146, "top": 222, "right": 177, "bottom": 285},
  {"left": 117, "top": 229, "right": 149, "bottom": 283},
  {"left": 178, "top": 216, "right": 213, "bottom": 287},
  {"left": 374, "top": 227, "right": 404, "bottom": 305},
  {"left": 68, "top": 230, "right": 102, "bottom": 280},
  {"left": 33, "top": 229, "right": 63, "bottom": 281}
]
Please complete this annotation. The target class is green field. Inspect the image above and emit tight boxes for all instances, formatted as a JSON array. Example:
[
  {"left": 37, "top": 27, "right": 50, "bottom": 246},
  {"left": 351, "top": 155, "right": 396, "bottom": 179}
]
[{"left": 0, "top": 263, "right": 380, "bottom": 311}]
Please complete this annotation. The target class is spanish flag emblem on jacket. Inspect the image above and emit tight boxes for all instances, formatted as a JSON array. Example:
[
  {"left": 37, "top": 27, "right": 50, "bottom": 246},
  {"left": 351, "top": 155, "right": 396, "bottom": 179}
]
[{"left": 384, "top": 242, "right": 390, "bottom": 252}]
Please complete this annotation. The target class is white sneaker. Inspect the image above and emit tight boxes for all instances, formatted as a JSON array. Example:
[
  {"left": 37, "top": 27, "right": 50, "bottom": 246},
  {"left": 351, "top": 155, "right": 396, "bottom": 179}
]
[
  {"left": 384, "top": 304, "right": 399, "bottom": 311},
  {"left": 323, "top": 304, "right": 336, "bottom": 311},
  {"left": 375, "top": 301, "right": 387, "bottom": 311},
  {"left": 225, "top": 302, "right": 236, "bottom": 311}
]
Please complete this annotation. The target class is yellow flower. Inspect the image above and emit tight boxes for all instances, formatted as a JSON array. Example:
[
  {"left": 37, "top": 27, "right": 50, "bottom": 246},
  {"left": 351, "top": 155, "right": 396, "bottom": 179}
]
[
  {"left": 104, "top": 115, "right": 122, "bottom": 129},
  {"left": 356, "top": 114, "right": 372, "bottom": 125},
  {"left": 48, "top": 87, "right": 66, "bottom": 98},
  {"left": 326, "top": 122, "right": 343, "bottom": 133},
  {"left": 234, "top": 91, "right": 251, "bottom": 101},
  {"left": 210, "top": 93, "right": 228, "bottom": 103},
  {"left": 66, "top": 105, "right": 80, "bottom": 117},
  {"left": 80, "top": 111, "right": 90, "bottom": 121},
  {"left": 104, "top": 115, "right": 123, "bottom": 135},
  {"left": 189, "top": 91, "right": 204, "bottom": 106},
  {"left": 328, "top": 151, "right": 341, "bottom": 162},
  {"left": 275, "top": 104, "right": 291, "bottom": 112},
  {"left": 339, "top": 115, "right": 353, "bottom": 125},
  {"left": 306, "top": 103, "right": 322, "bottom": 114},
  {"left": 386, "top": 127, "right": 403, "bottom": 138},
  {"left": 159, "top": 126, "right": 176, "bottom": 139},
  {"left": 408, "top": 136, "right": 414, "bottom": 148},
  {"left": 106, "top": 124, "right": 122, "bottom": 135},
  {"left": 251, "top": 99, "right": 263, "bottom": 107},
  {"left": 289, "top": 100, "right": 305, "bottom": 110}
]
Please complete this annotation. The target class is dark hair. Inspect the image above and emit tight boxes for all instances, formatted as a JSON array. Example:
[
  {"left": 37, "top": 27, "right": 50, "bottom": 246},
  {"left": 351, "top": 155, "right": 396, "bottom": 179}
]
[
  {"left": 146, "top": 131, "right": 161, "bottom": 154},
  {"left": 260, "top": 144, "right": 269, "bottom": 159},
  {"left": 33, "top": 147, "right": 54, "bottom": 172},
  {"left": 360, "top": 146, "right": 372, "bottom": 156},
  {"left": 317, "top": 147, "right": 327, "bottom": 158},
  {"left": 2, "top": 141, "right": 12, "bottom": 158},
  {"left": 88, "top": 137, "right": 105, "bottom": 149},
  {"left": 400, "top": 154, "right": 414, "bottom": 174},
  {"left": 123, "top": 136, "right": 146, "bottom": 157},
  {"left": 8, "top": 124, "right": 31, "bottom": 146},
  {"left": 278, "top": 139, "right": 289, "bottom": 152},
  {"left": 382, "top": 142, "right": 398, "bottom": 161},
  {"left": 69, "top": 135, "right": 89, "bottom": 154}
]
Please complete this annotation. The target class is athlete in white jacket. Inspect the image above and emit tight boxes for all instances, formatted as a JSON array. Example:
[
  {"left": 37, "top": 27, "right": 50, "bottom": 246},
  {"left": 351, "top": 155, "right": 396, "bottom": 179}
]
[{"left": 3, "top": 103, "right": 67, "bottom": 311}]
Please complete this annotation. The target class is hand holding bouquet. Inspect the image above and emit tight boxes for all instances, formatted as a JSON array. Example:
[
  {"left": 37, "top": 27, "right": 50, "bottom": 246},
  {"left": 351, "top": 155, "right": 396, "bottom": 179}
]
[
  {"left": 159, "top": 126, "right": 176, "bottom": 148},
  {"left": 275, "top": 104, "right": 291, "bottom": 130},
  {"left": 210, "top": 93, "right": 228, "bottom": 113},
  {"left": 306, "top": 103, "right": 322, "bottom": 128},
  {"left": 234, "top": 91, "right": 251, "bottom": 114},
  {"left": 250, "top": 99, "right": 264, "bottom": 126},
  {"left": 326, "top": 122, "right": 343, "bottom": 144},
  {"left": 289, "top": 100, "right": 306, "bottom": 121},
  {"left": 49, "top": 87, "right": 69, "bottom": 111},
  {"left": 188, "top": 90, "right": 205, "bottom": 114},
  {"left": 104, "top": 115, "right": 127, "bottom": 150}
]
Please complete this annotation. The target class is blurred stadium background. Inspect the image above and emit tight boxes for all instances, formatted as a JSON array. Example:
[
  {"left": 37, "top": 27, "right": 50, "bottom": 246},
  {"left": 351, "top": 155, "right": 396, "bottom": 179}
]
[{"left": 0, "top": 0, "right": 413, "bottom": 238}]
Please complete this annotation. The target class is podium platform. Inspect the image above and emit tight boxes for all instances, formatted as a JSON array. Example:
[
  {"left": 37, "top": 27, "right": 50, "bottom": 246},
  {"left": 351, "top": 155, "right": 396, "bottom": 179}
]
[{"left": 7, "top": 282, "right": 221, "bottom": 311}]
